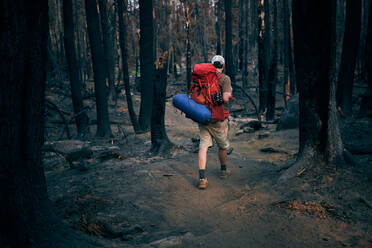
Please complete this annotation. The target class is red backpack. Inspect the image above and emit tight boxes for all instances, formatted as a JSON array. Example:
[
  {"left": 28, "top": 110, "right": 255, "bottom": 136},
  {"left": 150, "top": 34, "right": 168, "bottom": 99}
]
[{"left": 189, "top": 63, "right": 228, "bottom": 122}]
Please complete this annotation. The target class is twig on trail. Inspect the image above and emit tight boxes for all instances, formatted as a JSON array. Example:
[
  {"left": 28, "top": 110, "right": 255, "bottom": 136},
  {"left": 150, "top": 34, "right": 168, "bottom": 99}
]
[
  {"left": 231, "top": 83, "right": 260, "bottom": 120},
  {"left": 45, "top": 99, "right": 71, "bottom": 139}
]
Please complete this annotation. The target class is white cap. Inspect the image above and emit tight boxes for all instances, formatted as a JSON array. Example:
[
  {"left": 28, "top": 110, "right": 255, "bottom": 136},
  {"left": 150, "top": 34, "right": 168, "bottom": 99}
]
[{"left": 211, "top": 55, "right": 225, "bottom": 65}]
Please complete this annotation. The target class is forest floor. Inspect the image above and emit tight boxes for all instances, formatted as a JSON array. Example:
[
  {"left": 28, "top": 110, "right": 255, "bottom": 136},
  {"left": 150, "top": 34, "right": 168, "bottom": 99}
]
[{"left": 43, "top": 80, "right": 372, "bottom": 248}]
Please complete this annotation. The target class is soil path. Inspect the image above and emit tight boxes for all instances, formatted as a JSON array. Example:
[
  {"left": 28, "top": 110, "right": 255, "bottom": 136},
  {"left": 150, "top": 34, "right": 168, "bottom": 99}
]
[{"left": 45, "top": 102, "right": 372, "bottom": 248}]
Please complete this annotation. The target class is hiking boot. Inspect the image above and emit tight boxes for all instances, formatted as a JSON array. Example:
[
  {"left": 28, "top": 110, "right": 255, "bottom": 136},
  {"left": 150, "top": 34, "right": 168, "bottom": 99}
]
[
  {"left": 198, "top": 178, "right": 208, "bottom": 189},
  {"left": 220, "top": 169, "right": 231, "bottom": 179}
]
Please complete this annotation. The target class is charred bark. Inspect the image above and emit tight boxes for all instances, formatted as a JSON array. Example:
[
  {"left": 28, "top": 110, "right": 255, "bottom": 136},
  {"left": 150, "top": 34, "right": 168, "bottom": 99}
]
[
  {"left": 138, "top": 0, "right": 154, "bottom": 131},
  {"left": 63, "top": 0, "right": 90, "bottom": 137},
  {"left": 224, "top": 0, "right": 235, "bottom": 83},
  {"left": 183, "top": 0, "right": 192, "bottom": 91},
  {"left": 283, "top": 0, "right": 291, "bottom": 106},
  {"left": 279, "top": 0, "right": 334, "bottom": 182},
  {"left": 85, "top": 0, "right": 112, "bottom": 137},
  {"left": 359, "top": 1, "right": 372, "bottom": 117},
  {"left": 258, "top": 0, "right": 265, "bottom": 112},
  {"left": 337, "top": 0, "right": 362, "bottom": 116},
  {"left": 258, "top": 0, "right": 271, "bottom": 114},
  {"left": 238, "top": 0, "right": 245, "bottom": 72},
  {"left": 0, "top": 1, "right": 97, "bottom": 246},
  {"left": 266, "top": 0, "right": 278, "bottom": 121},
  {"left": 215, "top": 0, "right": 222, "bottom": 55},
  {"left": 117, "top": 0, "right": 141, "bottom": 133},
  {"left": 98, "top": 0, "right": 116, "bottom": 103},
  {"left": 327, "top": 0, "right": 346, "bottom": 165},
  {"left": 242, "top": 0, "right": 249, "bottom": 87},
  {"left": 151, "top": 52, "right": 173, "bottom": 156}
]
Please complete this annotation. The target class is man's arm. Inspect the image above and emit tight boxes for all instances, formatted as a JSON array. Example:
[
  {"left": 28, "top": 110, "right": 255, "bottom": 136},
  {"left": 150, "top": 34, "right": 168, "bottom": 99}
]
[
  {"left": 221, "top": 75, "right": 233, "bottom": 103},
  {"left": 223, "top": 88, "right": 232, "bottom": 103}
]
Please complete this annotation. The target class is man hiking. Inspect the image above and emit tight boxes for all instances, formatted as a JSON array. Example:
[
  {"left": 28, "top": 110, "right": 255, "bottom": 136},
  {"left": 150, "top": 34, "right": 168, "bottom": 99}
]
[{"left": 197, "top": 55, "right": 233, "bottom": 189}]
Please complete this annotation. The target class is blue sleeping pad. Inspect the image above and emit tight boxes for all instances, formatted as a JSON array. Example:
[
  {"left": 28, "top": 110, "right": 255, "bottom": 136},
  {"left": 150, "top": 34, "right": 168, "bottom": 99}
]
[{"left": 172, "top": 94, "right": 212, "bottom": 125}]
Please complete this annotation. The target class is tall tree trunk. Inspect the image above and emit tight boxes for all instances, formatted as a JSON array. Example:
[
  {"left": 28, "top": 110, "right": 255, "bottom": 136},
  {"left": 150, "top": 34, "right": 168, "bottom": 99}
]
[
  {"left": 215, "top": 0, "right": 222, "bottom": 55},
  {"left": 117, "top": 0, "right": 141, "bottom": 133},
  {"left": 238, "top": 0, "right": 245, "bottom": 72},
  {"left": 258, "top": 0, "right": 271, "bottom": 114},
  {"left": 283, "top": 0, "right": 291, "bottom": 105},
  {"left": 286, "top": 0, "right": 297, "bottom": 95},
  {"left": 327, "top": 0, "right": 346, "bottom": 165},
  {"left": 224, "top": 0, "right": 235, "bottom": 83},
  {"left": 357, "top": 0, "right": 370, "bottom": 81},
  {"left": 151, "top": 52, "right": 172, "bottom": 155},
  {"left": 257, "top": 0, "right": 265, "bottom": 112},
  {"left": 242, "top": 0, "right": 249, "bottom": 87},
  {"left": 63, "top": 0, "right": 90, "bottom": 137},
  {"left": 359, "top": 1, "right": 372, "bottom": 117},
  {"left": 280, "top": 0, "right": 346, "bottom": 182},
  {"left": 85, "top": 0, "right": 112, "bottom": 137},
  {"left": 337, "top": 0, "right": 362, "bottom": 116},
  {"left": 196, "top": 1, "right": 208, "bottom": 63},
  {"left": 266, "top": 0, "right": 278, "bottom": 121},
  {"left": 138, "top": 0, "right": 154, "bottom": 132},
  {"left": 0, "top": 1, "right": 96, "bottom": 246},
  {"left": 98, "top": 0, "right": 116, "bottom": 103},
  {"left": 183, "top": 0, "right": 192, "bottom": 91}
]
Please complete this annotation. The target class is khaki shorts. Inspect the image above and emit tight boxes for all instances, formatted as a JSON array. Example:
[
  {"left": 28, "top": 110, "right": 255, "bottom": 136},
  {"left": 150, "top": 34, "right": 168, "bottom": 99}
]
[{"left": 199, "top": 119, "right": 229, "bottom": 149}]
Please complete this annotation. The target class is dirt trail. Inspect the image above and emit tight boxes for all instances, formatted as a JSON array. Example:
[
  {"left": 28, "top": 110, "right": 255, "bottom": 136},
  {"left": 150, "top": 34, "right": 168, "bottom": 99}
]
[{"left": 45, "top": 101, "right": 372, "bottom": 248}]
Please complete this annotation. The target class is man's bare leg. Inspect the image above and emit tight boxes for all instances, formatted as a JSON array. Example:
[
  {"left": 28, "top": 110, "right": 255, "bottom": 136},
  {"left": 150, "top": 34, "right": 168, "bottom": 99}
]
[
  {"left": 198, "top": 147, "right": 208, "bottom": 170},
  {"left": 219, "top": 148, "right": 230, "bottom": 178},
  {"left": 198, "top": 147, "right": 208, "bottom": 189},
  {"left": 218, "top": 148, "right": 227, "bottom": 166}
]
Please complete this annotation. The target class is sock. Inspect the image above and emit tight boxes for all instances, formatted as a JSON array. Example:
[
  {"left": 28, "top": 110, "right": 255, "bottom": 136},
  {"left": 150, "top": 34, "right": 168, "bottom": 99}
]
[
  {"left": 199, "top": 169, "right": 205, "bottom": 179},
  {"left": 221, "top": 164, "right": 227, "bottom": 171}
]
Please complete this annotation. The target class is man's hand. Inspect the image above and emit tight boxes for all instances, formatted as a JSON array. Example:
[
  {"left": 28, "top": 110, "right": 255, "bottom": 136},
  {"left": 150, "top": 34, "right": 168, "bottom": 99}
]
[{"left": 223, "top": 86, "right": 233, "bottom": 103}]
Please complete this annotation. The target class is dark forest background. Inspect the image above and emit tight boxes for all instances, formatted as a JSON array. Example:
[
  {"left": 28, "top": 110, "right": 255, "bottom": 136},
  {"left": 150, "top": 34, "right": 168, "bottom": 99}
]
[
  {"left": 45, "top": 0, "right": 372, "bottom": 140},
  {"left": 0, "top": 0, "right": 371, "bottom": 247}
]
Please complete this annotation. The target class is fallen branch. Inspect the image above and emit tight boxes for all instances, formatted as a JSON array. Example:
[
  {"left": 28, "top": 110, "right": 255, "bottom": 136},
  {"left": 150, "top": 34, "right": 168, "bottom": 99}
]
[
  {"left": 45, "top": 99, "right": 71, "bottom": 139},
  {"left": 231, "top": 83, "right": 260, "bottom": 120}
]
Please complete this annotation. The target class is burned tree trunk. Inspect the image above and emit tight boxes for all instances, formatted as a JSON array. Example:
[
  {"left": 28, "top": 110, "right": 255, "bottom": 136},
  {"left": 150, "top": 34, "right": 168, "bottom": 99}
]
[
  {"left": 258, "top": 0, "right": 271, "bottom": 114},
  {"left": 327, "top": 0, "right": 346, "bottom": 165},
  {"left": 63, "top": 0, "right": 90, "bottom": 137},
  {"left": 195, "top": 1, "right": 208, "bottom": 63},
  {"left": 85, "top": 0, "right": 112, "bottom": 137},
  {"left": 239, "top": 0, "right": 245, "bottom": 72},
  {"left": 183, "top": 0, "right": 192, "bottom": 91},
  {"left": 0, "top": 1, "right": 96, "bottom": 246},
  {"left": 138, "top": 0, "right": 154, "bottom": 132},
  {"left": 266, "top": 0, "right": 278, "bottom": 121},
  {"left": 151, "top": 52, "right": 173, "bottom": 155},
  {"left": 215, "top": 0, "right": 222, "bottom": 55},
  {"left": 257, "top": 0, "right": 265, "bottom": 111},
  {"left": 283, "top": 0, "right": 291, "bottom": 105},
  {"left": 117, "top": 0, "right": 141, "bottom": 133},
  {"left": 359, "top": 1, "right": 372, "bottom": 117},
  {"left": 225, "top": 0, "right": 235, "bottom": 83},
  {"left": 98, "top": 0, "right": 116, "bottom": 103},
  {"left": 242, "top": 0, "right": 249, "bottom": 87},
  {"left": 337, "top": 0, "right": 362, "bottom": 116},
  {"left": 279, "top": 0, "right": 346, "bottom": 182}
]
